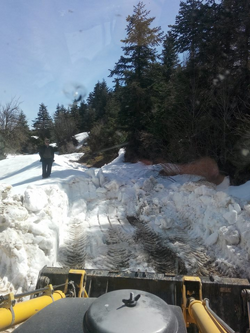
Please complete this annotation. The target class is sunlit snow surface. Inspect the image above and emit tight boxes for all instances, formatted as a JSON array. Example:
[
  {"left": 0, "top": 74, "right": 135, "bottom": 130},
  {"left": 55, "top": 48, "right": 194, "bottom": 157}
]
[{"left": 1, "top": 146, "right": 250, "bottom": 295}]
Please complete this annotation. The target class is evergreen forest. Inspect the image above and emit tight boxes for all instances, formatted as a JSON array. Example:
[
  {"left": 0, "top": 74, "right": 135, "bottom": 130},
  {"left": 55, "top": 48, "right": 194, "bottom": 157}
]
[{"left": 0, "top": 0, "right": 250, "bottom": 184}]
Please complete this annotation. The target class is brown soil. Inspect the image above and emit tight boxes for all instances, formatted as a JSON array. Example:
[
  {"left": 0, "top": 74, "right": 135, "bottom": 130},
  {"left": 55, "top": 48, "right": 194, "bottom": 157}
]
[{"left": 78, "top": 152, "right": 118, "bottom": 168}]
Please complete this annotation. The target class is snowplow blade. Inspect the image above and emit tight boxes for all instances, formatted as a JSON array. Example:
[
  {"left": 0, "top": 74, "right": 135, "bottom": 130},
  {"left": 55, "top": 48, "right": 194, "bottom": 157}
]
[
  {"left": 83, "top": 269, "right": 250, "bottom": 332},
  {"left": 34, "top": 267, "right": 250, "bottom": 332}
]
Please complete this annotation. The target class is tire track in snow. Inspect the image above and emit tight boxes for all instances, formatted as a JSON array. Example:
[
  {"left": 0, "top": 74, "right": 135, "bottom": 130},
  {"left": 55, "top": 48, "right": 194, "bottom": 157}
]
[
  {"left": 165, "top": 231, "right": 221, "bottom": 276},
  {"left": 99, "top": 214, "right": 139, "bottom": 270},
  {"left": 58, "top": 219, "right": 87, "bottom": 268},
  {"left": 126, "top": 216, "right": 237, "bottom": 277},
  {"left": 127, "top": 216, "right": 187, "bottom": 274},
  {"left": 57, "top": 187, "right": 237, "bottom": 277},
  {"left": 104, "top": 226, "right": 132, "bottom": 269},
  {"left": 59, "top": 212, "right": 239, "bottom": 277},
  {"left": 173, "top": 221, "right": 240, "bottom": 277},
  {"left": 128, "top": 217, "right": 239, "bottom": 277}
]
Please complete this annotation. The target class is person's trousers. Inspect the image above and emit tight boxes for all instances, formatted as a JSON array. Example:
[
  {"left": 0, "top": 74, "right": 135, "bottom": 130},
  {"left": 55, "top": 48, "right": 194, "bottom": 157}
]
[{"left": 42, "top": 158, "right": 53, "bottom": 178}]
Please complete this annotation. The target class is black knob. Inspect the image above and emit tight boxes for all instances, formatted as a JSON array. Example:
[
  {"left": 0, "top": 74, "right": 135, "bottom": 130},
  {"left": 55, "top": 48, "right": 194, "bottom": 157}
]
[{"left": 122, "top": 292, "right": 141, "bottom": 307}]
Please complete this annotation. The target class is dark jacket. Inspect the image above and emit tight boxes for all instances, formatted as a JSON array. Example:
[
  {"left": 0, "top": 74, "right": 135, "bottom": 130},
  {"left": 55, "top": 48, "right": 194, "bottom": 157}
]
[{"left": 39, "top": 145, "right": 54, "bottom": 160}]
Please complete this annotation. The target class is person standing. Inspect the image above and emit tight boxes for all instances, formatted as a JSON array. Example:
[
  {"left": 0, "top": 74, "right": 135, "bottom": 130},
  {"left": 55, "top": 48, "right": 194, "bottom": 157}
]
[{"left": 39, "top": 138, "right": 54, "bottom": 178}]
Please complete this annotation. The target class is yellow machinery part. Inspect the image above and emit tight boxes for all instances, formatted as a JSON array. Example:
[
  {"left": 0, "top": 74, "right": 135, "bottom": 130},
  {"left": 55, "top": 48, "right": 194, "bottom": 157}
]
[
  {"left": 182, "top": 276, "right": 203, "bottom": 326},
  {"left": 68, "top": 268, "right": 88, "bottom": 298},
  {"left": 188, "top": 299, "right": 228, "bottom": 333},
  {"left": 182, "top": 276, "right": 230, "bottom": 332},
  {"left": 0, "top": 290, "right": 65, "bottom": 331}
]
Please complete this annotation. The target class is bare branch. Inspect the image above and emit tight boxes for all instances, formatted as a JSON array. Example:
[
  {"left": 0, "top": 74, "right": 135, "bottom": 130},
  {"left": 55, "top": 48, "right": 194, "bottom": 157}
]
[{"left": 0, "top": 97, "right": 22, "bottom": 131}]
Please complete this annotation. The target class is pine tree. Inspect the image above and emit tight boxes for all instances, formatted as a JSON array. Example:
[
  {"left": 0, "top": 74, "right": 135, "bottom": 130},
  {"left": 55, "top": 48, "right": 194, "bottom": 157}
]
[
  {"left": 87, "top": 80, "right": 110, "bottom": 121},
  {"left": 87, "top": 95, "right": 126, "bottom": 157},
  {"left": 109, "top": 1, "right": 164, "bottom": 144},
  {"left": 170, "top": 0, "right": 222, "bottom": 81},
  {"left": 54, "top": 104, "right": 67, "bottom": 120},
  {"left": 70, "top": 103, "right": 81, "bottom": 130},
  {"left": 161, "top": 31, "right": 179, "bottom": 82},
  {"left": 15, "top": 111, "right": 30, "bottom": 153},
  {"left": 170, "top": 0, "right": 203, "bottom": 56},
  {"left": 53, "top": 104, "right": 78, "bottom": 148},
  {"left": 221, "top": 0, "right": 250, "bottom": 96},
  {"left": 78, "top": 101, "right": 93, "bottom": 132},
  {"left": 166, "top": 0, "right": 248, "bottom": 169},
  {"left": 32, "top": 103, "right": 53, "bottom": 140},
  {"left": 109, "top": 1, "right": 164, "bottom": 86}
]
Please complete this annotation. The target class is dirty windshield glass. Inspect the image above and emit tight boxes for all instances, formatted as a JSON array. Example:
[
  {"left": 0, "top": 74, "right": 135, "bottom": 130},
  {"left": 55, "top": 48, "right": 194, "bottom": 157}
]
[{"left": 0, "top": 1, "right": 250, "bottom": 332}]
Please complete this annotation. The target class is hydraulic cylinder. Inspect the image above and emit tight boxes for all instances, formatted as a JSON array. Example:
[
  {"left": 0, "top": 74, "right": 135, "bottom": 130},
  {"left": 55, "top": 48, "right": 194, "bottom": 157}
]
[{"left": 0, "top": 290, "right": 65, "bottom": 331}]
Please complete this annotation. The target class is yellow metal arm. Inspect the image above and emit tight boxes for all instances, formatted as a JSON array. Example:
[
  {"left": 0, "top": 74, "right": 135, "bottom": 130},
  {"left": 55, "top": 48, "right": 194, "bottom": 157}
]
[
  {"left": 188, "top": 299, "right": 228, "bottom": 333},
  {"left": 0, "top": 288, "right": 65, "bottom": 331},
  {"left": 182, "top": 276, "right": 235, "bottom": 333}
]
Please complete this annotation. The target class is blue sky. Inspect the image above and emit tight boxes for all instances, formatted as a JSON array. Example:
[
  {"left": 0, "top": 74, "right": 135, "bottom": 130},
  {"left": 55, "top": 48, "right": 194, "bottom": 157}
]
[{"left": 0, "top": 0, "right": 181, "bottom": 126}]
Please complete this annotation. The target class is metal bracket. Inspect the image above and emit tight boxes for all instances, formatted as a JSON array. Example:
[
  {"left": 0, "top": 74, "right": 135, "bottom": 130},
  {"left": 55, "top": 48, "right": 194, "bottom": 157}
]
[
  {"left": 43, "top": 284, "right": 55, "bottom": 301},
  {"left": 0, "top": 292, "right": 16, "bottom": 309},
  {"left": 0, "top": 293, "right": 16, "bottom": 326}
]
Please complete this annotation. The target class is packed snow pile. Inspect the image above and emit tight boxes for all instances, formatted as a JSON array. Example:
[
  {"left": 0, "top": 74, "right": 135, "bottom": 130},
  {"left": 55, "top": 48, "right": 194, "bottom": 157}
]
[
  {"left": 0, "top": 148, "right": 250, "bottom": 296},
  {"left": 74, "top": 132, "right": 88, "bottom": 149}
]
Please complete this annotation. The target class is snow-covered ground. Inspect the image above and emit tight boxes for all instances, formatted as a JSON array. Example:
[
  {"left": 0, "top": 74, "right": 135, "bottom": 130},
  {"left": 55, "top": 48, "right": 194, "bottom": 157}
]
[{"left": 1, "top": 144, "right": 250, "bottom": 296}]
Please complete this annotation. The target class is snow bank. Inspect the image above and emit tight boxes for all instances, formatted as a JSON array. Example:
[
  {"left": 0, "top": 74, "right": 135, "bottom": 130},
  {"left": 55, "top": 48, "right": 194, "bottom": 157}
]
[
  {"left": 101, "top": 171, "right": 250, "bottom": 277},
  {"left": 0, "top": 183, "right": 68, "bottom": 292}
]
